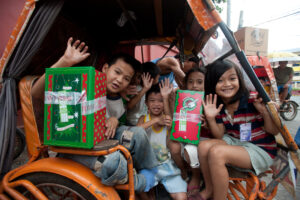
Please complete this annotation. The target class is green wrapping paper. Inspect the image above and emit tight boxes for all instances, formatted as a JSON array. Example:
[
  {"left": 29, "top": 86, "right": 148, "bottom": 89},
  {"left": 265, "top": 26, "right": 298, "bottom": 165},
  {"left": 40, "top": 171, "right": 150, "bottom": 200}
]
[{"left": 44, "top": 67, "right": 106, "bottom": 148}]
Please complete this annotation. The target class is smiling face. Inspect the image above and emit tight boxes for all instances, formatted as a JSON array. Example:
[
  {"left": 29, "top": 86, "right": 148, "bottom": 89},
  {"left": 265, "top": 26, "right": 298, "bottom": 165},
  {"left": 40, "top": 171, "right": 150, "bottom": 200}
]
[
  {"left": 186, "top": 71, "right": 205, "bottom": 91},
  {"left": 146, "top": 92, "right": 164, "bottom": 116},
  {"left": 102, "top": 59, "right": 134, "bottom": 95},
  {"left": 215, "top": 67, "right": 239, "bottom": 103}
]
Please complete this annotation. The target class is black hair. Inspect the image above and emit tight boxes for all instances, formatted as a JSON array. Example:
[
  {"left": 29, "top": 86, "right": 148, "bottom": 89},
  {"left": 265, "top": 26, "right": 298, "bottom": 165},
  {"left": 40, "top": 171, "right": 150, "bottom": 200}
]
[
  {"left": 205, "top": 59, "right": 249, "bottom": 105},
  {"left": 142, "top": 62, "right": 161, "bottom": 79},
  {"left": 107, "top": 53, "right": 141, "bottom": 75},
  {"left": 184, "top": 67, "right": 206, "bottom": 88},
  {"left": 145, "top": 84, "right": 161, "bottom": 101}
]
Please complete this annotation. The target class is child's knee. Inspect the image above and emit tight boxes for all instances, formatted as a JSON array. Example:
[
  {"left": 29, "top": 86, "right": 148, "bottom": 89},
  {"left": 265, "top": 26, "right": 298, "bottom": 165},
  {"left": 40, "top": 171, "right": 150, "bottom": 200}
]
[
  {"left": 198, "top": 140, "right": 213, "bottom": 157},
  {"left": 207, "top": 145, "right": 226, "bottom": 164}
]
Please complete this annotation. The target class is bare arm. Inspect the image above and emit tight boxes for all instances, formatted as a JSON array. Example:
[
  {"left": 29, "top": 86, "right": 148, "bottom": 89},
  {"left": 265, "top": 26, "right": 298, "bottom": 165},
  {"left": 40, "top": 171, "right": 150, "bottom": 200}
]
[
  {"left": 137, "top": 115, "right": 159, "bottom": 130},
  {"left": 31, "top": 37, "right": 90, "bottom": 100},
  {"left": 203, "top": 94, "right": 225, "bottom": 139},
  {"left": 157, "top": 57, "right": 185, "bottom": 80},
  {"left": 253, "top": 98, "right": 279, "bottom": 135}
]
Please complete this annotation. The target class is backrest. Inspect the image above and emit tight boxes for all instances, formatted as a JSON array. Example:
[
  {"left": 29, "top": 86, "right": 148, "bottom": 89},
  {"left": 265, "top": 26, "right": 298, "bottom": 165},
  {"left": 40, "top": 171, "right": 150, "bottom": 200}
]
[{"left": 19, "top": 76, "right": 43, "bottom": 157}]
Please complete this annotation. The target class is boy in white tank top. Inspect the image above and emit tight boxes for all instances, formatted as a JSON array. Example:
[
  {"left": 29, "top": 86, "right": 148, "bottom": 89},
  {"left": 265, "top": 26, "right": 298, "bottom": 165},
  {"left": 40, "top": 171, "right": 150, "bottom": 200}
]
[{"left": 137, "top": 84, "right": 187, "bottom": 200}]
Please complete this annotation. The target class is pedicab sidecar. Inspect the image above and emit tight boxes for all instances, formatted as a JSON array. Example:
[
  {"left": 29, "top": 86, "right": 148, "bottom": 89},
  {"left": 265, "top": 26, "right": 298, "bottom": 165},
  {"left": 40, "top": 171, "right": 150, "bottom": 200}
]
[{"left": 0, "top": 0, "right": 299, "bottom": 199}]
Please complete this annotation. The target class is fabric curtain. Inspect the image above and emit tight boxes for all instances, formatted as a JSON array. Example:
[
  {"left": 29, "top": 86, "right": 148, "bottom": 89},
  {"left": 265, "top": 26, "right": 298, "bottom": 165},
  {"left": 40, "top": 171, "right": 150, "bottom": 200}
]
[{"left": 0, "top": 0, "right": 64, "bottom": 176}]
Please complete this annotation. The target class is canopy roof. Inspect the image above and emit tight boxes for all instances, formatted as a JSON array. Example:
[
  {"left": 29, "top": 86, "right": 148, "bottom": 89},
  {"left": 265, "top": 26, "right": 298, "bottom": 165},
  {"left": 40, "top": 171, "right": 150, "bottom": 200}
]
[{"left": 0, "top": 0, "right": 219, "bottom": 77}]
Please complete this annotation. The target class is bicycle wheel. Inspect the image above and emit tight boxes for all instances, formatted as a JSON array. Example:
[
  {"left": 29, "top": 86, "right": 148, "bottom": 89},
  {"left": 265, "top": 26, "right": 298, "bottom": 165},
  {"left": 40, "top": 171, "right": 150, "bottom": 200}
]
[
  {"left": 280, "top": 101, "right": 298, "bottom": 121},
  {"left": 16, "top": 172, "right": 98, "bottom": 200},
  {"left": 13, "top": 128, "right": 26, "bottom": 160}
]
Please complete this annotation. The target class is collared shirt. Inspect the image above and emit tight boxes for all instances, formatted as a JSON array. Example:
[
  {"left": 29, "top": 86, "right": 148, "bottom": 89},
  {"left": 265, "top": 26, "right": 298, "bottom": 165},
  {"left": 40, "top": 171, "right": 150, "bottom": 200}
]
[{"left": 216, "top": 96, "right": 278, "bottom": 158}]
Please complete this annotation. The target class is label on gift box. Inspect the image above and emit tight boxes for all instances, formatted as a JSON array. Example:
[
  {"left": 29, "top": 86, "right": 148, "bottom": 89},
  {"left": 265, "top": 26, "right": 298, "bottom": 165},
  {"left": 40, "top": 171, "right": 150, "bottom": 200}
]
[{"left": 170, "top": 90, "right": 204, "bottom": 145}]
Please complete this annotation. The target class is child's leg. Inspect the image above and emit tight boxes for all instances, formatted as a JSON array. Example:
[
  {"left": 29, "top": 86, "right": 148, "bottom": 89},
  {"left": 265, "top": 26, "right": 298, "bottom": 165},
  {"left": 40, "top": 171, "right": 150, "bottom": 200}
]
[
  {"left": 197, "top": 139, "right": 226, "bottom": 199},
  {"left": 115, "top": 125, "right": 159, "bottom": 170},
  {"left": 169, "top": 140, "right": 188, "bottom": 179},
  {"left": 207, "top": 144, "right": 252, "bottom": 200},
  {"left": 183, "top": 145, "right": 201, "bottom": 195},
  {"left": 160, "top": 160, "right": 187, "bottom": 200},
  {"left": 169, "top": 192, "right": 187, "bottom": 200}
]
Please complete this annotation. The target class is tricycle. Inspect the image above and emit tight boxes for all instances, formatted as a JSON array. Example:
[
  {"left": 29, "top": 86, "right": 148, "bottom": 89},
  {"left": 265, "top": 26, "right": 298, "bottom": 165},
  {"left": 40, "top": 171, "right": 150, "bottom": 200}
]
[{"left": 0, "top": 0, "right": 299, "bottom": 199}]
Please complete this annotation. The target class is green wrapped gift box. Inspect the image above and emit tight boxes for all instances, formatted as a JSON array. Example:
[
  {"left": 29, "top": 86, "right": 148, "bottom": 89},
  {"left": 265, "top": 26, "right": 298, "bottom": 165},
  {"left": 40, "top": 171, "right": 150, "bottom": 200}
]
[{"left": 44, "top": 67, "right": 106, "bottom": 149}]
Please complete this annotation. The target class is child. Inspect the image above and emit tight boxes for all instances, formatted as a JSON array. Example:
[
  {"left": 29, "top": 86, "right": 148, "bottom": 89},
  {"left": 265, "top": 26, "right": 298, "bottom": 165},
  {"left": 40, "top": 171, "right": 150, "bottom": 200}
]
[
  {"left": 168, "top": 67, "right": 211, "bottom": 197},
  {"left": 126, "top": 62, "right": 161, "bottom": 125},
  {"left": 137, "top": 84, "right": 187, "bottom": 200},
  {"left": 194, "top": 59, "right": 278, "bottom": 200},
  {"left": 32, "top": 37, "right": 159, "bottom": 192}
]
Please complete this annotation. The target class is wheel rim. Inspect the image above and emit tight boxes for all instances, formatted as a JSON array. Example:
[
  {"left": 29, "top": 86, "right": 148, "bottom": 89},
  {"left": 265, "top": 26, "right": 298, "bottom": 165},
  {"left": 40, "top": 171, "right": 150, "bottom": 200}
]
[
  {"left": 23, "top": 183, "right": 88, "bottom": 200},
  {"left": 282, "top": 102, "right": 297, "bottom": 120}
]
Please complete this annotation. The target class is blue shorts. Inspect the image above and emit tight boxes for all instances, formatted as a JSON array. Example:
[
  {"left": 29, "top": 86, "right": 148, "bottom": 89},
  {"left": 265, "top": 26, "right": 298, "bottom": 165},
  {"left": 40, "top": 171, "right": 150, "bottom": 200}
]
[
  {"left": 154, "top": 159, "right": 187, "bottom": 193},
  {"left": 277, "top": 85, "right": 292, "bottom": 94}
]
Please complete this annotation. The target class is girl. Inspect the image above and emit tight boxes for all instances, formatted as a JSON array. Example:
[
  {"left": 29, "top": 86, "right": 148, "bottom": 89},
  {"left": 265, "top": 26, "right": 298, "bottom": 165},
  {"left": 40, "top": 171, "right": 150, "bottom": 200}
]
[
  {"left": 194, "top": 59, "right": 278, "bottom": 200},
  {"left": 168, "top": 67, "right": 212, "bottom": 197}
]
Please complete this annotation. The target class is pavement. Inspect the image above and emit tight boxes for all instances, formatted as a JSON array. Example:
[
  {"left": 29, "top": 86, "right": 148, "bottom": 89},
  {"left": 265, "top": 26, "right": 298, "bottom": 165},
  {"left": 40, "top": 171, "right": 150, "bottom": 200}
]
[
  {"left": 11, "top": 97, "right": 300, "bottom": 199},
  {"left": 270, "top": 96, "right": 300, "bottom": 200}
]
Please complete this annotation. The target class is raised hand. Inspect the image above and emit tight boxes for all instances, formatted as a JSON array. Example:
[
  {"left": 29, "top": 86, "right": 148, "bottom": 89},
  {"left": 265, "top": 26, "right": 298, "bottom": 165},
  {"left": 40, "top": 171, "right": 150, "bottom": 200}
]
[
  {"left": 141, "top": 73, "right": 153, "bottom": 91},
  {"left": 159, "top": 78, "right": 173, "bottom": 99},
  {"left": 61, "top": 37, "right": 90, "bottom": 67},
  {"left": 203, "top": 94, "right": 223, "bottom": 121}
]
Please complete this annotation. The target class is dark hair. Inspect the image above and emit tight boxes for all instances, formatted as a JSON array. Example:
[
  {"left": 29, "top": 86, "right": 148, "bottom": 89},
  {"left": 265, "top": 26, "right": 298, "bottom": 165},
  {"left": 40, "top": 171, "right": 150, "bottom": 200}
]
[
  {"left": 205, "top": 59, "right": 249, "bottom": 105},
  {"left": 142, "top": 62, "right": 161, "bottom": 79},
  {"left": 184, "top": 67, "right": 206, "bottom": 88},
  {"left": 145, "top": 84, "right": 161, "bottom": 101},
  {"left": 107, "top": 53, "right": 141, "bottom": 75}
]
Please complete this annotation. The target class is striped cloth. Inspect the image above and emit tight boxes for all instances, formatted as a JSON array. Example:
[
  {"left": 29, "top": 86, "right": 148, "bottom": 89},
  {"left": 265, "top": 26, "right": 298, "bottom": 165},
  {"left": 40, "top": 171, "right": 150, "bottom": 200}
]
[{"left": 216, "top": 95, "right": 278, "bottom": 158}]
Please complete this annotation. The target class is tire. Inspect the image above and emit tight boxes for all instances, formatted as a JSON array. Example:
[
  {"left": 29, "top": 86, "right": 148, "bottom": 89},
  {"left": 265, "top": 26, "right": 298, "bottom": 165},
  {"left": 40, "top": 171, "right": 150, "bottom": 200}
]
[
  {"left": 15, "top": 172, "right": 98, "bottom": 200},
  {"left": 13, "top": 128, "right": 26, "bottom": 160},
  {"left": 280, "top": 101, "right": 298, "bottom": 121}
]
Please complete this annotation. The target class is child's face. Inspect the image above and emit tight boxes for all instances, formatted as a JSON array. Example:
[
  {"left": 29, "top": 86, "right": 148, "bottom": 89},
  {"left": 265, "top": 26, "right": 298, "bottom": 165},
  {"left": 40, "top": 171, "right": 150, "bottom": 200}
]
[
  {"left": 186, "top": 72, "right": 205, "bottom": 91},
  {"left": 146, "top": 92, "right": 164, "bottom": 116},
  {"left": 215, "top": 67, "right": 239, "bottom": 102},
  {"left": 102, "top": 59, "right": 134, "bottom": 95}
]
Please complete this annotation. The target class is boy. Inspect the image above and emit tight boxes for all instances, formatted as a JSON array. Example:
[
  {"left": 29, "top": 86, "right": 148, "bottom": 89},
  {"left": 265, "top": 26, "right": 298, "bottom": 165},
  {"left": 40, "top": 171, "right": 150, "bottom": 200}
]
[
  {"left": 137, "top": 84, "right": 187, "bottom": 200},
  {"left": 126, "top": 62, "right": 161, "bottom": 125},
  {"left": 32, "top": 37, "right": 159, "bottom": 192}
]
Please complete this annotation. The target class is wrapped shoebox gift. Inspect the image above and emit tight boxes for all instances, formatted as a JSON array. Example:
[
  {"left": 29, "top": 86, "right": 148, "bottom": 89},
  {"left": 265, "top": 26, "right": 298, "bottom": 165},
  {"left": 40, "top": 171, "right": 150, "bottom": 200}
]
[
  {"left": 44, "top": 67, "right": 106, "bottom": 149},
  {"left": 170, "top": 90, "right": 204, "bottom": 145}
]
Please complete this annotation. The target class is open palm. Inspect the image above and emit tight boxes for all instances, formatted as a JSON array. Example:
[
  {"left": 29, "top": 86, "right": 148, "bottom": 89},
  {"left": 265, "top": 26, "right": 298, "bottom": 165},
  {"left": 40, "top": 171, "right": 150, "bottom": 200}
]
[
  {"left": 63, "top": 37, "right": 90, "bottom": 66},
  {"left": 203, "top": 94, "right": 223, "bottom": 120}
]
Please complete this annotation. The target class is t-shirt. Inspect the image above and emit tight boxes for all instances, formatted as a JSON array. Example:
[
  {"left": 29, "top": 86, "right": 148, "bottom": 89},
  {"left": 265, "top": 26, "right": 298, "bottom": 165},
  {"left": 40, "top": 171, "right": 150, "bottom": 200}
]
[
  {"left": 106, "top": 95, "right": 126, "bottom": 125},
  {"left": 144, "top": 114, "right": 169, "bottom": 163},
  {"left": 216, "top": 96, "right": 278, "bottom": 158},
  {"left": 152, "top": 58, "right": 178, "bottom": 88},
  {"left": 273, "top": 67, "right": 294, "bottom": 86},
  {"left": 126, "top": 85, "right": 147, "bottom": 125}
]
